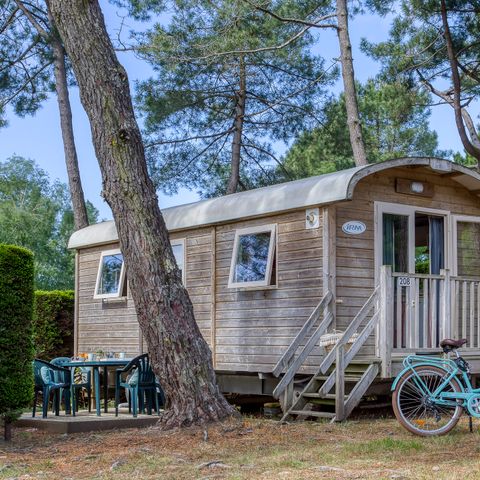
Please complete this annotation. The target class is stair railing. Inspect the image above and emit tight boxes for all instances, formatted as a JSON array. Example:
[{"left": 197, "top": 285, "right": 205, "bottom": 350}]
[
  {"left": 278, "top": 286, "right": 380, "bottom": 422},
  {"left": 326, "top": 286, "right": 380, "bottom": 420},
  {"left": 272, "top": 290, "right": 334, "bottom": 407}
]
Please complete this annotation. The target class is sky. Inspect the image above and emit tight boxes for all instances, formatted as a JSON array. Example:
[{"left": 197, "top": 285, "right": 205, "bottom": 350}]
[{"left": 0, "top": 2, "right": 476, "bottom": 221}]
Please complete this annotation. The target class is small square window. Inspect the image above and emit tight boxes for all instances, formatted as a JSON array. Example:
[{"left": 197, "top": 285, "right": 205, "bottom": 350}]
[
  {"left": 94, "top": 249, "right": 126, "bottom": 299},
  {"left": 228, "top": 224, "right": 277, "bottom": 289}
]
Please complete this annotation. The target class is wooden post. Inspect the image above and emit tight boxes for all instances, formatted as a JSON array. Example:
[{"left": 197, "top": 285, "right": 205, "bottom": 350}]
[
  {"left": 322, "top": 206, "right": 336, "bottom": 326},
  {"left": 441, "top": 269, "right": 451, "bottom": 341},
  {"left": 74, "top": 252, "right": 80, "bottom": 356},
  {"left": 335, "top": 343, "right": 345, "bottom": 421},
  {"left": 379, "top": 265, "right": 393, "bottom": 378},
  {"left": 282, "top": 358, "right": 295, "bottom": 412},
  {"left": 210, "top": 226, "right": 217, "bottom": 368}
]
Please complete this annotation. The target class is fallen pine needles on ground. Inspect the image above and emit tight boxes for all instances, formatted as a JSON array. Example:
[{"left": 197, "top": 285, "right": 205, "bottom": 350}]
[{"left": 1, "top": 417, "right": 480, "bottom": 479}]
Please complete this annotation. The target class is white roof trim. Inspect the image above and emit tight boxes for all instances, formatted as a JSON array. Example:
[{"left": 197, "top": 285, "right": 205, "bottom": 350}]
[{"left": 68, "top": 157, "right": 480, "bottom": 249}]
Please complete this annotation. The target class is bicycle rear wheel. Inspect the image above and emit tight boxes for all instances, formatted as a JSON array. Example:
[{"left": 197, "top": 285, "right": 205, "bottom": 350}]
[{"left": 392, "top": 365, "right": 463, "bottom": 436}]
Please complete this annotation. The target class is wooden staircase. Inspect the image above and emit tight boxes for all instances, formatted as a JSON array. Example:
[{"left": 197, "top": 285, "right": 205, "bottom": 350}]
[{"left": 272, "top": 287, "right": 381, "bottom": 422}]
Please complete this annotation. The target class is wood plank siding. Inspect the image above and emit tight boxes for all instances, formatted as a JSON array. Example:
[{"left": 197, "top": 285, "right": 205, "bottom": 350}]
[
  {"left": 77, "top": 244, "right": 139, "bottom": 356},
  {"left": 76, "top": 210, "right": 324, "bottom": 372},
  {"left": 75, "top": 165, "right": 480, "bottom": 375},
  {"left": 335, "top": 166, "right": 480, "bottom": 358},
  {"left": 214, "top": 211, "right": 323, "bottom": 372}
]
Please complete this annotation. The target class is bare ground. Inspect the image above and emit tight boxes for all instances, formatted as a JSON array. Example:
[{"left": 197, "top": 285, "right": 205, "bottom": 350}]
[{"left": 1, "top": 416, "right": 480, "bottom": 479}]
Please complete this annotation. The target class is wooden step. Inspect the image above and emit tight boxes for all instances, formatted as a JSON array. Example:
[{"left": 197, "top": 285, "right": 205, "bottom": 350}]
[
  {"left": 348, "top": 358, "right": 381, "bottom": 364},
  {"left": 288, "top": 410, "right": 335, "bottom": 419},
  {"left": 302, "top": 392, "right": 349, "bottom": 400},
  {"left": 315, "top": 375, "right": 362, "bottom": 382},
  {"left": 324, "top": 393, "right": 349, "bottom": 400}
]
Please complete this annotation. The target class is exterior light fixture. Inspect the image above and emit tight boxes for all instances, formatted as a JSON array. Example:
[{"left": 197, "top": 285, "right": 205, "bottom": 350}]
[{"left": 411, "top": 181, "right": 424, "bottom": 194}]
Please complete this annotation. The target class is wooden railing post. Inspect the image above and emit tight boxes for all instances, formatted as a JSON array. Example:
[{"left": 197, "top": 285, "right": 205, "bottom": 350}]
[
  {"left": 379, "top": 265, "right": 393, "bottom": 378},
  {"left": 440, "top": 269, "right": 451, "bottom": 341},
  {"left": 335, "top": 343, "right": 345, "bottom": 421},
  {"left": 282, "top": 358, "right": 295, "bottom": 411}
]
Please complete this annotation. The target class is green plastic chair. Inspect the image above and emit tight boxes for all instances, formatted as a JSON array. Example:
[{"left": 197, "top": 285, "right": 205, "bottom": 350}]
[
  {"left": 51, "top": 357, "right": 91, "bottom": 415},
  {"left": 115, "top": 354, "right": 160, "bottom": 417},
  {"left": 32, "top": 359, "right": 71, "bottom": 418}
]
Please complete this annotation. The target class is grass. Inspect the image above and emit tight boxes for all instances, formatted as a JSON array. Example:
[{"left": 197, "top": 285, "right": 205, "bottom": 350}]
[
  {"left": 1, "top": 416, "right": 480, "bottom": 479},
  {"left": 345, "top": 437, "right": 424, "bottom": 454}
]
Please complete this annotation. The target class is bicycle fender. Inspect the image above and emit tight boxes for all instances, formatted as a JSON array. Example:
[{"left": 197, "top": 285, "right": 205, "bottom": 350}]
[
  {"left": 391, "top": 366, "right": 411, "bottom": 391},
  {"left": 391, "top": 363, "right": 461, "bottom": 392}
]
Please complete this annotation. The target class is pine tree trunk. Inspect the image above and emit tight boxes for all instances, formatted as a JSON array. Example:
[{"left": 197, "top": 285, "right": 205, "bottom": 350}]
[
  {"left": 47, "top": 7, "right": 89, "bottom": 230},
  {"left": 51, "top": 39, "right": 89, "bottom": 230},
  {"left": 226, "top": 57, "right": 246, "bottom": 194},
  {"left": 336, "top": 0, "right": 368, "bottom": 167},
  {"left": 14, "top": 1, "right": 89, "bottom": 230},
  {"left": 47, "top": 0, "right": 236, "bottom": 428}
]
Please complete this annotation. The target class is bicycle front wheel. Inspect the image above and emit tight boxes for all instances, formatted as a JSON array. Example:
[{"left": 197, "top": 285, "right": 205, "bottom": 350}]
[{"left": 392, "top": 365, "right": 463, "bottom": 436}]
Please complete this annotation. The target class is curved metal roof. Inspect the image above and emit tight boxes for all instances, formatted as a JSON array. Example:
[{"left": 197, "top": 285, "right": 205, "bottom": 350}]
[{"left": 68, "top": 157, "right": 480, "bottom": 249}]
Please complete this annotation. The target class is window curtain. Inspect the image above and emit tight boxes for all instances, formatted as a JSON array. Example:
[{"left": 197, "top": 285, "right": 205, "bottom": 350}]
[
  {"left": 429, "top": 216, "right": 444, "bottom": 275},
  {"left": 383, "top": 214, "right": 394, "bottom": 267}
]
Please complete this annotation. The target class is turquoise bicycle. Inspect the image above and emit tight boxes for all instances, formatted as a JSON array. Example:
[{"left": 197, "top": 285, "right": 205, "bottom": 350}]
[{"left": 392, "top": 338, "right": 480, "bottom": 436}]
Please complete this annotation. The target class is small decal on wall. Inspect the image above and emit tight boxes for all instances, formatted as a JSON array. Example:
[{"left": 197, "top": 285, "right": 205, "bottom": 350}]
[{"left": 342, "top": 221, "right": 366, "bottom": 235}]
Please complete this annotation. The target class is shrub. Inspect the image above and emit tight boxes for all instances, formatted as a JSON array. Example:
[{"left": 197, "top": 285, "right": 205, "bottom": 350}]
[
  {"left": 0, "top": 244, "right": 34, "bottom": 440},
  {"left": 33, "top": 290, "right": 74, "bottom": 360}
]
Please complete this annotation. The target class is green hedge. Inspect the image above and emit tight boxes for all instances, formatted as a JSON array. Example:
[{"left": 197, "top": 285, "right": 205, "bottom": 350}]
[
  {"left": 33, "top": 290, "right": 74, "bottom": 360},
  {"left": 0, "top": 244, "right": 34, "bottom": 436}
]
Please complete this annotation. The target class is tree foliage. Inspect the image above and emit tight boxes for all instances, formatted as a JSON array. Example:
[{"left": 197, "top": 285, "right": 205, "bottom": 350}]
[
  {"left": 282, "top": 79, "right": 445, "bottom": 178},
  {"left": 135, "top": 0, "right": 337, "bottom": 197},
  {"left": 0, "top": 244, "right": 34, "bottom": 440},
  {"left": 363, "top": 0, "right": 480, "bottom": 163},
  {"left": 0, "top": 156, "right": 98, "bottom": 290},
  {"left": 0, "top": 1, "right": 53, "bottom": 122},
  {"left": 0, "top": 0, "right": 90, "bottom": 229}
]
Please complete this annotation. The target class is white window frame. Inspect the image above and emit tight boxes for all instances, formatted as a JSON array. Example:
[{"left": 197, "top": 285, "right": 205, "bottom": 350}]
[
  {"left": 171, "top": 238, "right": 186, "bottom": 284},
  {"left": 228, "top": 224, "right": 277, "bottom": 289},
  {"left": 94, "top": 249, "right": 126, "bottom": 299},
  {"left": 374, "top": 201, "right": 451, "bottom": 283},
  {"left": 451, "top": 214, "right": 480, "bottom": 276}
]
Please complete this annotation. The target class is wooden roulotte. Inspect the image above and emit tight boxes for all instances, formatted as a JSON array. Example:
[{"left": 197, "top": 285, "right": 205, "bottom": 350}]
[{"left": 68, "top": 157, "right": 480, "bottom": 420}]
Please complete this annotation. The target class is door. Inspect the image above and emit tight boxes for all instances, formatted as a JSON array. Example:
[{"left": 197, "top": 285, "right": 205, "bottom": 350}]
[{"left": 377, "top": 203, "right": 447, "bottom": 348}]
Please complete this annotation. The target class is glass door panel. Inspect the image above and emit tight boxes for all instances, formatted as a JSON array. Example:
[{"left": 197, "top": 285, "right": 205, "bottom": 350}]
[
  {"left": 383, "top": 213, "right": 410, "bottom": 273},
  {"left": 414, "top": 214, "right": 444, "bottom": 275},
  {"left": 457, "top": 221, "right": 480, "bottom": 277}
]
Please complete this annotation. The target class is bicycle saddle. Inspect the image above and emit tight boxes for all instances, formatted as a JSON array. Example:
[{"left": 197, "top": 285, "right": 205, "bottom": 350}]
[{"left": 440, "top": 338, "right": 467, "bottom": 349}]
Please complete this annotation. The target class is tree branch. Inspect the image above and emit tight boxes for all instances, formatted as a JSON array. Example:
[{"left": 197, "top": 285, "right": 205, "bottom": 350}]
[
  {"left": 0, "top": 60, "right": 53, "bottom": 108},
  {"left": 457, "top": 60, "right": 480, "bottom": 84},
  {"left": 242, "top": 0, "right": 337, "bottom": 29},
  {"left": 145, "top": 128, "right": 234, "bottom": 148},
  {"left": 14, "top": 0, "right": 49, "bottom": 39},
  {"left": 146, "top": 18, "right": 327, "bottom": 61},
  {"left": 440, "top": 0, "right": 480, "bottom": 161},
  {"left": 242, "top": 139, "right": 294, "bottom": 180},
  {"left": 0, "top": 6, "right": 19, "bottom": 35}
]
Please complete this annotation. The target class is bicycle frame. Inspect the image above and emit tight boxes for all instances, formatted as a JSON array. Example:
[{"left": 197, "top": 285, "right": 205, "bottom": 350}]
[{"left": 392, "top": 353, "right": 480, "bottom": 417}]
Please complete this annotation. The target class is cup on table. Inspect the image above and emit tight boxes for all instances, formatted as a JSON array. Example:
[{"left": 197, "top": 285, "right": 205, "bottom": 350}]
[
  {"left": 118, "top": 352, "right": 126, "bottom": 359},
  {"left": 87, "top": 353, "right": 96, "bottom": 361}
]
